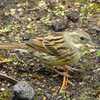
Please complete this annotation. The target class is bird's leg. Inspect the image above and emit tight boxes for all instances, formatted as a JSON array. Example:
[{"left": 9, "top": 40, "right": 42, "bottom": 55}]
[
  {"left": 53, "top": 65, "right": 73, "bottom": 93},
  {"left": 59, "top": 70, "right": 68, "bottom": 92},
  {"left": 59, "top": 65, "right": 71, "bottom": 93}
]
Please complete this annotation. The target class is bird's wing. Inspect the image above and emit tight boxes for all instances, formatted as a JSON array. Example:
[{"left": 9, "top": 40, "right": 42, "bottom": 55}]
[
  {"left": 26, "top": 34, "right": 75, "bottom": 65},
  {"left": 26, "top": 37, "right": 49, "bottom": 53},
  {"left": 43, "top": 34, "right": 73, "bottom": 59},
  {"left": 26, "top": 34, "right": 74, "bottom": 59},
  {"left": 43, "top": 34, "right": 65, "bottom": 55},
  {"left": 26, "top": 35, "right": 63, "bottom": 56}
]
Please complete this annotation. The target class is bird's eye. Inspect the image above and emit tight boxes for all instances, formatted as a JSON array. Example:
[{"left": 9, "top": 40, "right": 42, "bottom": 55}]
[{"left": 80, "top": 36, "right": 85, "bottom": 40}]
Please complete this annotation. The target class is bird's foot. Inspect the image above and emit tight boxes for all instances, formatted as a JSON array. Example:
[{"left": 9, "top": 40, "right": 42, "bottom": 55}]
[{"left": 59, "top": 74, "right": 73, "bottom": 93}]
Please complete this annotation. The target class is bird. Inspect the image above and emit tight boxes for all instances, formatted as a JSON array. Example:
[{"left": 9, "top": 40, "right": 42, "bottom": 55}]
[
  {"left": 0, "top": 29, "right": 96, "bottom": 92},
  {"left": 25, "top": 29, "right": 96, "bottom": 92}
]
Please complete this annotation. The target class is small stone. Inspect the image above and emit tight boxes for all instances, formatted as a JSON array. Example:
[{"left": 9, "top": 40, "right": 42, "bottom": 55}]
[
  {"left": 5, "top": 11, "right": 10, "bottom": 16},
  {"left": 27, "top": 18, "right": 32, "bottom": 21},
  {"left": 21, "top": 34, "right": 31, "bottom": 41},
  {"left": 38, "top": 0, "right": 46, "bottom": 8},
  {"left": 10, "top": 8, "right": 16, "bottom": 15},
  {"left": 51, "top": 17, "right": 68, "bottom": 32},
  {"left": 0, "top": 88, "right": 5, "bottom": 91},
  {"left": 66, "top": 10, "right": 80, "bottom": 22},
  {"left": 17, "top": 4, "right": 22, "bottom": 7},
  {"left": 17, "top": 8, "right": 23, "bottom": 12},
  {"left": 12, "top": 81, "right": 35, "bottom": 100},
  {"left": 87, "top": 25, "right": 100, "bottom": 34},
  {"left": 46, "top": 0, "right": 59, "bottom": 8}
]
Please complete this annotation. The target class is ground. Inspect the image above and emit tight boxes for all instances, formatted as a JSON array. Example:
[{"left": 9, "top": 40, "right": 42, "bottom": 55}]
[{"left": 0, "top": 0, "right": 100, "bottom": 100}]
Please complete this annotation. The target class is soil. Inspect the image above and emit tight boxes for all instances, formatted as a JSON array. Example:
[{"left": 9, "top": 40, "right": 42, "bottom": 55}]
[{"left": 0, "top": 0, "right": 100, "bottom": 100}]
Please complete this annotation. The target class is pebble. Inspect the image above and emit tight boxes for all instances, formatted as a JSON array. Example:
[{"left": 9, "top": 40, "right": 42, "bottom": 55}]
[
  {"left": 66, "top": 10, "right": 80, "bottom": 22},
  {"left": 0, "top": 87, "right": 5, "bottom": 91},
  {"left": 51, "top": 17, "right": 68, "bottom": 32},
  {"left": 87, "top": 25, "right": 100, "bottom": 34},
  {"left": 12, "top": 81, "right": 35, "bottom": 100}
]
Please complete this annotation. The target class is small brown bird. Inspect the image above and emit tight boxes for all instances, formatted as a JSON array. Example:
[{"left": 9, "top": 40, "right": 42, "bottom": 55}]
[
  {"left": 0, "top": 29, "right": 96, "bottom": 92},
  {"left": 25, "top": 29, "right": 96, "bottom": 92}
]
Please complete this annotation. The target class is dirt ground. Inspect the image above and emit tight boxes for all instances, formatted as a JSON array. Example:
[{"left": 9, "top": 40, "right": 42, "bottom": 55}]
[{"left": 0, "top": 0, "right": 100, "bottom": 100}]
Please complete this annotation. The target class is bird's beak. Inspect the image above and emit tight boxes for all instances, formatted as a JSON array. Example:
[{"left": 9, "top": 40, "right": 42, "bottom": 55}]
[{"left": 86, "top": 42, "right": 99, "bottom": 53}]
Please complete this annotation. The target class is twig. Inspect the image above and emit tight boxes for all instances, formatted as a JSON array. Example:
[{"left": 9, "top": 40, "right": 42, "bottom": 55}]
[{"left": 0, "top": 73, "right": 18, "bottom": 84}]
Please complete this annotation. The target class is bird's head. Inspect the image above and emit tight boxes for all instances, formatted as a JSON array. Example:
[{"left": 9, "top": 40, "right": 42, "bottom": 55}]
[{"left": 64, "top": 29, "right": 96, "bottom": 55}]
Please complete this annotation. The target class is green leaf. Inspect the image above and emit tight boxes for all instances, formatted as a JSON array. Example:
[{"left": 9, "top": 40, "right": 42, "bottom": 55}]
[{"left": 96, "top": 50, "right": 100, "bottom": 57}]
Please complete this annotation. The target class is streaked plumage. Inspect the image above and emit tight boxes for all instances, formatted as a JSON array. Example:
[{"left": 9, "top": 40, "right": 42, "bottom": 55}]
[{"left": 26, "top": 29, "right": 95, "bottom": 68}]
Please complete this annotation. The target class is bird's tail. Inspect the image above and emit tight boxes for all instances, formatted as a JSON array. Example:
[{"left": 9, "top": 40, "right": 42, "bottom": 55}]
[{"left": 0, "top": 43, "right": 27, "bottom": 50}]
